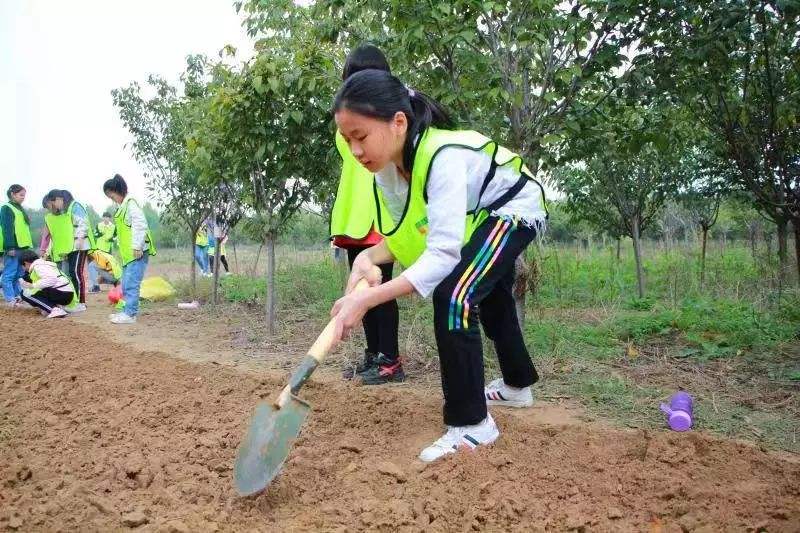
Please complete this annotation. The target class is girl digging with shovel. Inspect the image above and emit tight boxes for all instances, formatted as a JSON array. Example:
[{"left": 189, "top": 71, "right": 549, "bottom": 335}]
[{"left": 329, "top": 70, "right": 547, "bottom": 463}]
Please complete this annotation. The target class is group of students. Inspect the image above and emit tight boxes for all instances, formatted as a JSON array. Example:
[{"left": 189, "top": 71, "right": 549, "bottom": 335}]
[
  {"left": 194, "top": 221, "right": 231, "bottom": 277},
  {"left": 328, "top": 45, "right": 548, "bottom": 462},
  {"left": 0, "top": 174, "right": 156, "bottom": 324}
]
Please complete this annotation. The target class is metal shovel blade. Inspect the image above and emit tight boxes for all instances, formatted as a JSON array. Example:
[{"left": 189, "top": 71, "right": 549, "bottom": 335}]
[{"left": 233, "top": 395, "right": 310, "bottom": 496}]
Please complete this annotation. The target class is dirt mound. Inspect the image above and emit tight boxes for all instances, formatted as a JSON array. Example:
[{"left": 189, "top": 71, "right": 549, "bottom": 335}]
[{"left": 1, "top": 310, "right": 798, "bottom": 532}]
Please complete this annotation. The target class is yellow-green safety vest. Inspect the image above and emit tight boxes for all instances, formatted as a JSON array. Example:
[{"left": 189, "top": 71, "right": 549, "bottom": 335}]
[
  {"left": 45, "top": 201, "right": 97, "bottom": 259},
  {"left": 195, "top": 226, "right": 209, "bottom": 247},
  {"left": 30, "top": 261, "right": 77, "bottom": 307},
  {"left": 115, "top": 197, "right": 157, "bottom": 265},
  {"left": 96, "top": 221, "right": 115, "bottom": 253},
  {"left": 329, "top": 130, "right": 390, "bottom": 240},
  {"left": 1, "top": 202, "right": 33, "bottom": 250},
  {"left": 374, "top": 128, "right": 547, "bottom": 268}
]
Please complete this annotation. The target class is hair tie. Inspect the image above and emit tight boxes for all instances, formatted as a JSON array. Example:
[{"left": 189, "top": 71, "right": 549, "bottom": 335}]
[{"left": 406, "top": 86, "right": 415, "bottom": 98}]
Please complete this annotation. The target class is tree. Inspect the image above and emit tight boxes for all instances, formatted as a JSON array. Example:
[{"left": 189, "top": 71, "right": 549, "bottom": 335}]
[
  {"left": 192, "top": 42, "right": 340, "bottom": 333},
  {"left": 634, "top": 0, "right": 800, "bottom": 283},
  {"left": 112, "top": 56, "right": 217, "bottom": 298}
]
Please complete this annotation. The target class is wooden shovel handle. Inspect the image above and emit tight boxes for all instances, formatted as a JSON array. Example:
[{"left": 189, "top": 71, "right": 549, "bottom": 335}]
[
  {"left": 274, "top": 267, "right": 379, "bottom": 408},
  {"left": 307, "top": 269, "right": 377, "bottom": 363}
]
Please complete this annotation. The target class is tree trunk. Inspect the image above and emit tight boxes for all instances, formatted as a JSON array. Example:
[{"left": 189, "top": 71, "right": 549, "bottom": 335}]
[
  {"left": 232, "top": 227, "right": 239, "bottom": 274},
  {"left": 253, "top": 241, "right": 264, "bottom": 277},
  {"left": 777, "top": 218, "right": 789, "bottom": 284},
  {"left": 212, "top": 239, "right": 222, "bottom": 305},
  {"left": 616, "top": 237, "right": 621, "bottom": 262},
  {"left": 794, "top": 218, "right": 800, "bottom": 285},
  {"left": 631, "top": 217, "right": 645, "bottom": 298},
  {"left": 749, "top": 224, "right": 757, "bottom": 263},
  {"left": 189, "top": 228, "right": 197, "bottom": 300},
  {"left": 265, "top": 232, "right": 277, "bottom": 335},
  {"left": 700, "top": 226, "right": 708, "bottom": 287},
  {"left": 335, "top": 247, "right": 349, "bottom": 293}
]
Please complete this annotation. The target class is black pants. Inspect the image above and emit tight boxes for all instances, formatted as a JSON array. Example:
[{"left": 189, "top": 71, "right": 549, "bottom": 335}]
[
  {"left": 347, "top": 246, "right": 400, "bottom": 360},
  {"left": 21, "top": 287, "right": 73, "bottom": 313},
  {"left": 64, "top": 251, "right": 87, "bottom": 304},
  {"left": 209, "top": 255, "right": 229, "bottom": 273},
  {"left": 432, "top": 215, "right": 539, "bottom": 426}
]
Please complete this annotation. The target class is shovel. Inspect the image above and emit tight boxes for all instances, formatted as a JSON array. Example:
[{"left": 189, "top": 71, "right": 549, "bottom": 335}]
[{"left": 233, "top": 275, "right": 373, "bottom": 496}]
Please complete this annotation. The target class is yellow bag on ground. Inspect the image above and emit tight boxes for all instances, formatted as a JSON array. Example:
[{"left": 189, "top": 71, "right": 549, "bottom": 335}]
[{"left": 140, "top": 277, "right": 176, "bottom": 301}]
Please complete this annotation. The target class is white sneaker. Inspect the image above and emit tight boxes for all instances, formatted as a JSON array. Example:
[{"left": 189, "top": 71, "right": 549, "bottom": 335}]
[
  {"left": 65, "top": 303, "right": 87, "bottom": 313},
  {"left": 111, "top": 313, "right": 136, "bottom": 324},
  {"left": 485, "top": 378, "right": 534, "bottom": 408},
  {"left": 47, "top": 307, "right": 67, "bottom": 319},
  {"left": 418, "top": 414, "right": 499, "bottom": 463}
]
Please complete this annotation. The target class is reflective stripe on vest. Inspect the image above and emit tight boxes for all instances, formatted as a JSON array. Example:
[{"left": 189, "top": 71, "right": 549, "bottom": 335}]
[{"left": 375, "top": 128, "right": 547, "bottom": 268}]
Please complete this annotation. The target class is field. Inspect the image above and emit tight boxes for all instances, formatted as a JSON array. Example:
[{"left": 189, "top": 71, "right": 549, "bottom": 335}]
[{"left": 1, "top": 240, "right": 799, "bottom": 532}]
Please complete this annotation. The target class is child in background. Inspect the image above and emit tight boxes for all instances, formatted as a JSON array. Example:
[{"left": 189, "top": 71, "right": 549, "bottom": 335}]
[
  {"left": 87, "top": 248, "right": 121, "bottom": 293},
  {"left": 95, "top": 212, "right": 116, "bottom": 253},
  {"left": 218, "top": 235, "right": 231, "bottom": 275},
  {"left": 43, "top": 189, "right": 95, "bottom": 311},
  {"left": 330, "top": 70, "right": 547, "bottom": 462},
  {"left": 103, "top": 174, "right": 157, "bottom": 324},
  {"left": 1, "top": 184, "right": 33, "bottom": 306},
  {"left": 207, "top": 228, "right": 216, "bottom": 275},
  {"left": 18, "top": 249, "right": 75, "bottom": 319}
]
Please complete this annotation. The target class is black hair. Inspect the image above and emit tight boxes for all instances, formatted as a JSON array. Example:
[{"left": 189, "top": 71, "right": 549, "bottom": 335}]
[
  {"left": 102, "top": 211, "right": 112, "bottom": 218},
  {"left": 42, "top": 195, "right": 50, "bottom": 209},
  {"left": 6, "top": 184, "right": 30, "bottom": 224},
  {"left": 18, "top": 249, "right": 39, "bottom": 266},
  {"left": 103, "top": 174, "right": 128, "bottom": 197},
  {"left": 342, "top": 44, "right": 390, "bottom": 80},
  {"left": 6, "top": 184, "right": 24, "bottom": 201},
  {"left": 45, "top": 189, "right": 75, "bottom": 208},
  {"left": 333, "top": 70, "right": 454, "bottom": 172}
]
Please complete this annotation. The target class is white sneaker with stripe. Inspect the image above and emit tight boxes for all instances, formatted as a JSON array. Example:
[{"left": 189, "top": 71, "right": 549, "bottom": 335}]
[
  {"left": 418, "top": 414, "right": 499, "bottom": 463},
  {"left": 485, "top": 378, "right": 534, "bottom": 408}
]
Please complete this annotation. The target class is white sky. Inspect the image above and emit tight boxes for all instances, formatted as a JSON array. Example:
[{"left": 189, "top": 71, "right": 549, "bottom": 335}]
[{"left": 0, "top": 0, "right": 254, "bottom": 212}]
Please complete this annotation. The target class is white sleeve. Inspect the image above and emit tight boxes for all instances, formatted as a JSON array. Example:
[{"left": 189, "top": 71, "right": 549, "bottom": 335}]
[
  {"left": 401, "top": 149, "right": 467, "bottom": 298},
  {"left": 125, "top": 201, "right": 148, "bottom": 251}
]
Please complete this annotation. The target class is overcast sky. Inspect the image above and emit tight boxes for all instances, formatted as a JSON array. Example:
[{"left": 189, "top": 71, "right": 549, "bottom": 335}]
[{"left": 0, "top": 0, "right": 254, "bottom": 212}]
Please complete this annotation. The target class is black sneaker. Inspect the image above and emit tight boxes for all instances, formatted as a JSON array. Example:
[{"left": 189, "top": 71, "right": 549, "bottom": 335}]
[
  {"left": 358, "top": 353, "right": 405, "bottom": 385},
  {"left": 342, "top": 350, "right": 377, "bottom": 380},
  {"left": 89, "top": 286, "right": 101, "bottom": 293}
]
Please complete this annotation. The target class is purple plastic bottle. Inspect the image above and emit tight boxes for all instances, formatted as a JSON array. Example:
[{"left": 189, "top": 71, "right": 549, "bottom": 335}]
[{"left": 660, "top": 391, "right": 693, "bottom": 431}]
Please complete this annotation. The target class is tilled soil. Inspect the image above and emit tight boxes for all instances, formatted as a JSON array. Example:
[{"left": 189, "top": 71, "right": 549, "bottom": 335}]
[{"left": 1, "top": 309, "right": 798, "bottom": 532}]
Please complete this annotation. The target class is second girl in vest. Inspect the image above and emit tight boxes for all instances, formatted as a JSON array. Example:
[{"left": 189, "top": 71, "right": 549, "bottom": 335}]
[
  {"left": 43, "top": 189, "right": 95, "bottom": 311},
  {"left": 330, "top": 70, "right": 547, "bottom": 462},
  {"left": 103, "top": 174, "right": 157, "bottom": 324},
  {"left": 330, "top": 44, "right": 401, "bottom": 385},
  {"left": 95, "top": 212, "right": 116, "bottom": 253}
]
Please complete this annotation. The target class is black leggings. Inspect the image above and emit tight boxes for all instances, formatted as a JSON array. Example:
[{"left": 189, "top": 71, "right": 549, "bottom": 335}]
[
  {"left": 347, "top": 246, "right": 400, "bottom": 360},
  {"left": 64, "top": 251, "right": 87, "bottom": 304}
]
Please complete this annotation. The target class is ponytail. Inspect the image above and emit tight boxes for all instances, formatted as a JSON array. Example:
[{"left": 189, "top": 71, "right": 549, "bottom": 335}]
[
  {"left": 333, "top": 70, "right": 454, "bottom": 172},
  {"left": 103, "top": 174, "right": 128, "bottom": 197}
]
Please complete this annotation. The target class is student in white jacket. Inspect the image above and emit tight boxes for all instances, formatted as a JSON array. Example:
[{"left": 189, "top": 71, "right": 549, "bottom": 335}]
[
  {"left": 330, "top": 70, "right": 547, "bottom": 463},
  {"left": 18, "top": 249, "right": 75, "bottom": 318}
]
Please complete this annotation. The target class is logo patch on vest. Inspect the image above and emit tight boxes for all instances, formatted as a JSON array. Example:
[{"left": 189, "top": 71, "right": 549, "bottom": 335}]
[{"left": 415, "top": 217, "right": 428, "bottom": 235}]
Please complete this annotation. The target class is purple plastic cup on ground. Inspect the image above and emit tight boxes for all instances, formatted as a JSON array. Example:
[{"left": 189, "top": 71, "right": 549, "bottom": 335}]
[{"left": 660, "top": 391, "right": 693, "bottom": 431}]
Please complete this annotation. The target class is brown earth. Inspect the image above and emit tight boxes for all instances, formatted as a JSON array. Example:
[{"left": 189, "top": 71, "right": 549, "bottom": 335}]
[{"left": 1, "top": 307, "right": 799, "bottom": 533}]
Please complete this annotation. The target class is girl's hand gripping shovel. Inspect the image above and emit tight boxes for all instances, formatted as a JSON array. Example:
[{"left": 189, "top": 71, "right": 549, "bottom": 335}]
[{"left": 233, "top": 273, "right": 374, "bottom": 496}]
